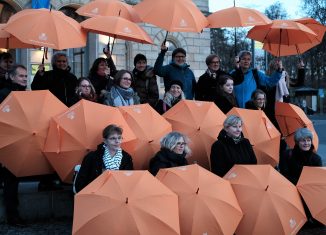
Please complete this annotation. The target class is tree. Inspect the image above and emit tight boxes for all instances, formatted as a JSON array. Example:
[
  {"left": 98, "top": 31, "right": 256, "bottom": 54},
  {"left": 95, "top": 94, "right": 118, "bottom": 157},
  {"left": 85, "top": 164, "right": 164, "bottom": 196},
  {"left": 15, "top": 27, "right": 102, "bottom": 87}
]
[{"left": 264, "top": 1, "right": 288, "bottom": 20}]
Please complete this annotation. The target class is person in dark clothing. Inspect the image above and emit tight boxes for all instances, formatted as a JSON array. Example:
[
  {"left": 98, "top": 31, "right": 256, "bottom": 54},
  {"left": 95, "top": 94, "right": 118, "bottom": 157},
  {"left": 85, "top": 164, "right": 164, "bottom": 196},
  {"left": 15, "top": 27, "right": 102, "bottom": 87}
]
[
  {"left": 71, "top": 77, "right": 97, "bottom": 105},
  {"left": 214, "top": 74, "right": 238, "bottom": 114},
  {"left": 0, "top": 65, "right": 27, "bottom": 227},
  {"left": 210, "top": 115, "right": 257, "bottom": 177},
  {"left": 132, "top": 53, "right": 159, "bottom": 108},
  {"left": 75, "top": 124, "right": 133, "bottom": 193},
  {"left": 31, "top": 52, "right": 77, "bottom": 107},
  {"left": 0, "top": 52, "right": 14, "bottom": 90},
  {"left": 196, "top": 54, "right": 227, "bottom": 101},
  {"left": 245, "top": 89, "right": 266, "bottom": 110},
  {"left": 149, "top": 131, "right": 190, "bottom": 176}
]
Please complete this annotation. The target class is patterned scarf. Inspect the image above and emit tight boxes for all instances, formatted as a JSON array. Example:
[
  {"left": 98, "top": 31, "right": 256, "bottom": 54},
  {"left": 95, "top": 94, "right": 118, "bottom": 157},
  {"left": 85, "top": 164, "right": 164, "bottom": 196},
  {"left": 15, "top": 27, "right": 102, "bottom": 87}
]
[
  {"left": 110, "top": 86, "right": 135, "bottom": 107},
  {"left": 102, "top": 145, "right": 123, "bottom": 170}
]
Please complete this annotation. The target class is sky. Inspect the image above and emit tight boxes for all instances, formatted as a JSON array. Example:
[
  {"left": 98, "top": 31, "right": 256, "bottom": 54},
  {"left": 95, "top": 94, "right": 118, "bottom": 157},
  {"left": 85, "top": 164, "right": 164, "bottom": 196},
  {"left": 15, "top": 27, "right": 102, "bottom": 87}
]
[{"left": 209, "top": 0, "right": 305, "bottom": 19}]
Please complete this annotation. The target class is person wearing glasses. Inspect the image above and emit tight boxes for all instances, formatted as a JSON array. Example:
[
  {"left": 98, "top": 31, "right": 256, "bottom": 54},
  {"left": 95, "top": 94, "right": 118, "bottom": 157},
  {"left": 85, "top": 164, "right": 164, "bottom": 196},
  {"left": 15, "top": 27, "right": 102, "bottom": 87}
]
[
  {"left": 195, "top": 54, "right": 227, "bottom": 101},
  {"left": 103, "top": 69, "right": 140, "bottom": 107},
  {"left": 149, "top": 132, "right": 190, "bottom": 176},
  {"left": 74, "top": 124, "right": 134, "bottom": 193},
  {"left": 72, "top": 77, "right": 97, "bottom": 104},
  {"left": 245, "top": 89, "right": 266, "bottom": 111},
  {"left": 210, "top": 115, "right": 257, "bottom": 177},
  {"left": 154, "top": 44, "right": 196, "bottom": 100}
]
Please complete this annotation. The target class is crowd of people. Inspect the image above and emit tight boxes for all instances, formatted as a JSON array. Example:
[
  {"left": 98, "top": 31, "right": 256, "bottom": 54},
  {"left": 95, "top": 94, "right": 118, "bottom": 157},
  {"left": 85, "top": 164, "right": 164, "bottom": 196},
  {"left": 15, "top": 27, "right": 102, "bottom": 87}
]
[{"left": 0, "top": 45, "right": 323, "bottom": 229}]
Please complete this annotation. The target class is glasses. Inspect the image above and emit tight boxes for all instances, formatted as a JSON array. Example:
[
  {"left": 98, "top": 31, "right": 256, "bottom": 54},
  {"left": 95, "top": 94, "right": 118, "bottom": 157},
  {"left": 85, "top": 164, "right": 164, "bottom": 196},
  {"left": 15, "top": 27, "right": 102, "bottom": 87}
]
[
  {"left": 81, "top": 85, "right": 91, "bottom": 88},
  {"left": 174, "top": 55, "right": 186, "bottom": 59},
  {"left": 210, "top": 61, "right": 220, "bottom": 64},
  {"left": 107, "top": 136, "right": 123, "bottom": 141},
  {"left": 176, "top": 142, "right": 186, "bottom": 146},
  {"left": 122, "top": 77, "right": 132, "bottom": 81}
]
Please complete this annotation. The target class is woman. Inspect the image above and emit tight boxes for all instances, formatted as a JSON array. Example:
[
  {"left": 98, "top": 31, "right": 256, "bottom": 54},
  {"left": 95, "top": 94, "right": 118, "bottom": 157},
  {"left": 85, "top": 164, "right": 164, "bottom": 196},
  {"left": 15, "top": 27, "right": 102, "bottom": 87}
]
[
  {"left": 155, "top": 80, "right": 185, "bottom": 114},
  {"left": 149, "top": 132, "right": 190, "bottom": 176},
  {"left": 245, "top": 89, "right": 266, "bottom": 110},
  {"left": 214, "top": 74, "right": 238, "bottom": 114},
  {"left": 279, "top": 128, "right": 322, "bottom": 185},
  {"left": 103, "top": 70, "right": 140, "bottom": 107},
  {"left": 72, "top": 77, "right": 97, "bottom": 104},
  {"left": 75, "top": 124, "right": 133, "bottom": 193},
  {"left": 210, "top": 115, "right": 257, "bottom": 177}
]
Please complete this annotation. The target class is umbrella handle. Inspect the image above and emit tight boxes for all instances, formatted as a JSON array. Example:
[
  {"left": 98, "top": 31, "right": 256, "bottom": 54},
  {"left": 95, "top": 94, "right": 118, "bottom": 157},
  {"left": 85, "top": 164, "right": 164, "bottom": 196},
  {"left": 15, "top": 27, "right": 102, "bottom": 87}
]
[{"left": 163, "top": 31, "right": 169, "bottom": 45}]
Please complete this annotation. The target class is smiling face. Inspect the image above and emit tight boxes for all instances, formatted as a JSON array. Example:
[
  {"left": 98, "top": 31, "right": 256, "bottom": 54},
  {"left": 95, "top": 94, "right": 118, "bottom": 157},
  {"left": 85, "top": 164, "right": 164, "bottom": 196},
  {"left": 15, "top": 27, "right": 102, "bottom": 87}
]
[
  {"left": 11, "top": 67, "right": 27, "bottom": 87},
  {"left": 208, "top": 57, "right": 220, "bottom": 71},
  {"left": 222, "top": 79, "right": 234, "bottom": 94},
  {"left": 239, "top": 54, "right": 251, "bottom": 71},
  {"left": 169, "top": 84, "right": 182, "bottom": 98},
  {"left": 254, "top": 93, "right": 266, "bottom": 109},
  {"left": 172, "top": 137, "right": 186, "bottom": 154},
  {"left": 298, "top": 138, "right": 312, "bottom": 151},
  {"left": 225, "top": 120, "right": 242, "bottom": 138},
  {"left": 97, "top": 60, "right": 109, "bottom": 76},
  {"left": 54, "top": 55, "right": 68, "bottom": 70},
  {"left": 79, "top": 80, "right": 91, "bottom": 96},
  {"left": 173, "top": 53, "right": 186, "bottom": 66},
  {"left": 135, "top": 60, "right": 147, "bottom": 72},
  {"left": 119, "top": 72, "right": 132, "bottom": 89}
]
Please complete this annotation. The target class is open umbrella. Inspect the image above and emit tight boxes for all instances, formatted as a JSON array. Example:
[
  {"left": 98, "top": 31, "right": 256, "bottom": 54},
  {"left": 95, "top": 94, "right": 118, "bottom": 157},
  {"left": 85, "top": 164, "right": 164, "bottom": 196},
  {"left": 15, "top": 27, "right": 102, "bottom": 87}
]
[
  {"left": 43, "top": 99, "right": 136, "bottom": 183},
  {"left": 227, "top": 108, "right": 281, "bottom": 166},
  {"left": 224, "top": 164, "right": 307, "bottom": 235},
  {"left": 294, "top": 17, "right": 326, "bottom": 42},
  {"left": 0, "top": 90, "right": 67, "bottom": 177},
  {"left": 275, "top": 102, "right": 319, "bottom": 150},
  {"left": 0, "top": 24, "right": 38, "bottom": 49},
  {"left": 118, "top": 104, "right": 172, "bottom": 170},
  {"left": 4, "top": 8, "right": 87, "bottom": 50},
  {"left": 73, "top": 170, "right": 180, "bottom": 235},
  {"left": 76, "top": 0, "right": 141, "bottom": 22},
  {"left": 156, "top": 164, "right": 243, "bottom": 235},
  {"left": 163, "top": 100, "right": 226, "bottom": 169},
  {"left": 297, "top": 166, "right": 326, "bottom": 225}
]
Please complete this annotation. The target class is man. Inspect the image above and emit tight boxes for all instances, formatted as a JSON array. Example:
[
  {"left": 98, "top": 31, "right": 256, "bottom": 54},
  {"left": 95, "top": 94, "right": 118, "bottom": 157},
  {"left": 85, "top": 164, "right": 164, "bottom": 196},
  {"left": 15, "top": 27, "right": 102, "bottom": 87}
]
[
  {"left": 31, "top": 52, "right": 77, "bottom": 107},
  {"left": 0, "top": 65, "right": 27, "bottom": 227},
  {"left": 154, "top": 44, "right": 196, "bottom": 100},
  {"left": 230, "top": 50, "right": 283, "bottom": 108},
  {"left": 0, "top": 52, "right": 15, "bottom": 90}
]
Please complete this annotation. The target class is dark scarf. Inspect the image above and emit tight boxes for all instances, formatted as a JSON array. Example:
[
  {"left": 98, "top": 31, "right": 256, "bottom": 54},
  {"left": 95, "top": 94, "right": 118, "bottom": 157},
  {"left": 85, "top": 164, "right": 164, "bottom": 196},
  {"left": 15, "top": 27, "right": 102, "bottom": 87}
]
[
  {"left": 292, "top": 144, "right": 315, "bottom": 165},
  {"left": 159, "top": 148, "right": 187, "bottom": 165}
]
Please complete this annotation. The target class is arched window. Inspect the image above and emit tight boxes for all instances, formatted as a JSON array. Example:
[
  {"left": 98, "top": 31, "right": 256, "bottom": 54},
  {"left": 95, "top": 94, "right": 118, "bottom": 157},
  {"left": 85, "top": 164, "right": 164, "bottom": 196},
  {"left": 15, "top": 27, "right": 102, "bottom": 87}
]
[{"left": 0, "top": 1, "right": 16, "bottom": 23}]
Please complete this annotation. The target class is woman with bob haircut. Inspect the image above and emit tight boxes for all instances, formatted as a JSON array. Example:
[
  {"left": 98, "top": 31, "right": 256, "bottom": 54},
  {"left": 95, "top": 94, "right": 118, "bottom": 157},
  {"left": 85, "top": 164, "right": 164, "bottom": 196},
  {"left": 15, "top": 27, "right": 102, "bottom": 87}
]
[
  {"left": 210, "top": 115, "right": 257, "bottom": 177},
  {"left": 149, "top": 131, "right": 190, "bottom": 176},
  {"left": 74, "top": 124, "right": 133, "bottom": 193},
  {"left": 245, "top": 89, "right": 266, "bottom": 110},
  {"left": 214, "top": 74, "right": 238, "bottom": 114}
]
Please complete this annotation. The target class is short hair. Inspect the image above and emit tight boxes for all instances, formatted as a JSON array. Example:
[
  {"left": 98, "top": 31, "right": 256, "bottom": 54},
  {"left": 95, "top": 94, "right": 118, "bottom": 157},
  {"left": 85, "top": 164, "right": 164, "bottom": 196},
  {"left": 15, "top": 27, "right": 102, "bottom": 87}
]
[
  {"left": 9, "top": 64, "right": 27, "bottom": 77},
  {"left": 134, "top": 53, "right": 147, "bottom": 66},
  {"left": 251, "top": 89, "right": 266, "bottom": 100},
  {"left": 238, "top": 50, "right": 252, "bottom": 59},
  {"left": 102, "top": 124, "right": 123, "bottom": 139},
  {"left": 160, "top": 131, "right": 191, "bottom": 154},
  {"left": 294, "top": 128, "right": 313, "bottom": 144},
  {"left": 205, "top": 54, "right": 220, "bottom": 66},
  {"left": 113, "top": 69, "right": 133, "bottom": 86},
  {"left": 218, "top": 74, "right": 233, "bottom": 87},
  {"left": 172, "top": 48, "right": 186, "bottom": 58},
  {"left": 223, "top": 115, "right": 242, "bottom": 128},
  {"left": 89, "top": 57, "right": 107, "bottom": 77},
  {"left": 51, "top": 52, "right": 68, "bottom": 67},
  {"left": 0, "top": 52, "right": 13, "bottom": 61}
]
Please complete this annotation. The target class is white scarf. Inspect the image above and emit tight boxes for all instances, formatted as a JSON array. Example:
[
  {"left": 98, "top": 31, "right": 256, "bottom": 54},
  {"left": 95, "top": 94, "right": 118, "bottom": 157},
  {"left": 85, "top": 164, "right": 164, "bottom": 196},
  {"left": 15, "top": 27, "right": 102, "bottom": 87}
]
[{"left": 103, "top": 145, "right": 123, "bottom": 170}]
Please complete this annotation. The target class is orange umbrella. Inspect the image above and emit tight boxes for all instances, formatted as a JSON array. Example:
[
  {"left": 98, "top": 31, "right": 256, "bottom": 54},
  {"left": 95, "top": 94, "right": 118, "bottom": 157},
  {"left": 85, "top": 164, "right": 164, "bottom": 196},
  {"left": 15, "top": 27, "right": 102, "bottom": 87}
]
[
  {"left": 0, "top": 90, "right": 67, "bottom": 177},
  {"left": 0, "top": 24, "right": 38, "bottom": 49},
  {"left": 207, "top": 6, "right": 271, "bottom": 28},
  {"left": 224, "top": 165, "right": 307, "bottom": 235},
  {"left": 134, "top": 0, "right": 208, "bottom": 33},
  {"left": 163, "top": 100, "right": 226, "bottom": 169},
  {"left": 297, "top": 166, "right": 326, "bottom": 225},
  {"left": 227, "top": 108, "right": 281, "bottom": 166},
  {"left": 4, "top": 8, "right": 86, "bottom": 50},
  {"left": 156, "top": 164, "right": 243, "bottom": 235},
  {"left": 73, "top": 170, "right": 180, "bottom": 235},
  {"left": 294, "top": 17, "right": 326, "bottom": 42},
  {"left": 275, "top": 102, "right": 319, "bottom": 150},
  {"left": 262, "top": 41, "right": 319, "bottom": 57},
  {"left": 43, "top": 100, "right": 136, "bottom": 183},
  {"left": 118, "top": 104, "right": 172, "bottom": 170},
  {"left": 76, "top": 0, "right": 141, "bottom": 22}
]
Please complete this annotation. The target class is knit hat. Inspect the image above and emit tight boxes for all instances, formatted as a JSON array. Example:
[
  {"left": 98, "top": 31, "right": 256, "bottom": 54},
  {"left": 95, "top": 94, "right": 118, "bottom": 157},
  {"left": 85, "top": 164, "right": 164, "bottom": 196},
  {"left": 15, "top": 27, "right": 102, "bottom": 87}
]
[
  {"left": 167, "top": 80, "right": 183, "bottom": 91},
  {"left": 134, "top": 53, "right": 147, "bottom": 66},
  {"left": 172, "top": 48, "right": 186, "bottom": 58}
]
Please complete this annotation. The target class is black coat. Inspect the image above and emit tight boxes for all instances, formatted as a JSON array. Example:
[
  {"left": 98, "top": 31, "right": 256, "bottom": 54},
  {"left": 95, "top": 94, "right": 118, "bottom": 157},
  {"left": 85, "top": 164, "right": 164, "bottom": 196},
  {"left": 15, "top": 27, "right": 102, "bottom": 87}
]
[
  {"left": 0, "top": 81, "right": 26, "bottom": 103},
  {"left": 31, "top": 67, "right": 77, "bottom": 107},
  {"left": 75, "top": 144, "right": 133, "bottom": 193},
  {"left": 210, "top": 129, "right": 257, "bottom": 177},
  {"left": 214, "top": 92, "right": 237, "bottom": 114},
  {"left": 149, "top": 148, "right": 188, "bottom": 176},
  {"left": 279, "top": 145, "right": 322, "bottom": 185}
]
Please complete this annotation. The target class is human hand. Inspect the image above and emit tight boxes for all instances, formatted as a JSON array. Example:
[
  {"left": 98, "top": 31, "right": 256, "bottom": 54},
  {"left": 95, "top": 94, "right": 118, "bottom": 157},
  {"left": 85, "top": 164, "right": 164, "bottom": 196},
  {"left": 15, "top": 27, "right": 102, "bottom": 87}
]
[
  {"left": 105, "top": 67, "right": 110, "bottom": 76},
  {"left": 161, "top": 43, "right": 168, "bottom": 53},
  {"left": 38, "top": 64, "right": 45, "bottom": 75},
  {"left": 234, "top": 56, "right": 240, "bottom": 68},
  {"left": 275, "top": 59, "right": 283, "bottom": 70},
  {"left": 103, "top": 47, "right": 111, "bottom": 58}
]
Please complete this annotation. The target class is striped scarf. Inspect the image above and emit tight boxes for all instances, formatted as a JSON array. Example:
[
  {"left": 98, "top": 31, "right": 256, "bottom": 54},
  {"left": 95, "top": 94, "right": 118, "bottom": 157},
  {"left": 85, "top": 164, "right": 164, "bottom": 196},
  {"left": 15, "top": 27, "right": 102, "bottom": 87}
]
[{"left": 102, "top": 145, "right": 123, "bottom": 170}]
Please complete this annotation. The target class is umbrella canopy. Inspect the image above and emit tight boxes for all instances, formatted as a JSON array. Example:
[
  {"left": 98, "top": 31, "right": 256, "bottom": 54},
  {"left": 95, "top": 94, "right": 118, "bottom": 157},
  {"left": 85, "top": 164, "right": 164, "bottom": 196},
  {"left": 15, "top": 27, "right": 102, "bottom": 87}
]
[
  {"left": 224, "top": 165, "right": 307, "bottom": 235},
  {"left": 163, "top": 100, "right": 226, "bottom": 169},
  {"left": 207, "top": 6, "right": 271, "bottom": 28},
  {"left": 294, "top": 17, "right": 326, "bottom": 42},
  {"left": 134, "top": 0, "right": 208, "bottom": 33},
  {"left": 73, "top": 170, "right": 180, "bottom": 235},
  {"left": 156, "top": 164, "right": 243, "bottom": 235},
  {"left": 275, "top": 102, "right": 319, "bottom": 150},
  {"left": 119, "top": 104, "right": 172, "bottom": 170},
  {"left": 0, "top": 24, "right": 38, "bottom": 49},
  {"left": 227, "top": 108, "right": 281, "bottom": 166},
  {"left": 4, "top": 8, "right": 87, "bottom": 50},
  {"left": 76, "top": 0, "right": 141, "bottom": 22},
  {"left": 43, "top": 99, "right": 136, "bottom": 183},
  {"left": 297, "top": 166, "right": 326, "bottom": 225},
  {"left": 0, "top": 90, "right": 67, "bottom": 177},
  {"left": 80, "top": 15, "right": 153, "bottom": 44}
]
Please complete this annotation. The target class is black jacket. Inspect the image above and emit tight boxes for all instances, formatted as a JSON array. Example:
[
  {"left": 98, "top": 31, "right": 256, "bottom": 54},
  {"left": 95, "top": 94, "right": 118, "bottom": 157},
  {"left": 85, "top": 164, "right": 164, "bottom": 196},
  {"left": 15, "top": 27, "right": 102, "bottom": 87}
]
[
  {"left": 149, "top": 148, "right": 188, "bottom": 176},
  {"left": 31, "top": 67, "right": 77, "bottom": 107},
  {"left": 214, "top": 92, "right": 237, "bottom": 114},
  {"left": 75, "top": 143, "right": 133, "bottom": 193},
  {"left": 210, "top": 129, "right": 257, "bottom": 177},
  {"left": 279, "top": 145, "right": 322, "bottom": 185},
  {"left": 0, "top": 81, "right": 26, "bottom": 103}
]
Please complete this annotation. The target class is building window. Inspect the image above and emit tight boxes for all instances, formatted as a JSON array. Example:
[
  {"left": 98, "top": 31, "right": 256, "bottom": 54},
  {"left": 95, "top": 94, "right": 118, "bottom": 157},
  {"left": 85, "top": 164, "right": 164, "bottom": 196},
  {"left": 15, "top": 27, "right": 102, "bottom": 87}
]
[{"left": 0, "top": 1, "right": 16, "bottom": 23}]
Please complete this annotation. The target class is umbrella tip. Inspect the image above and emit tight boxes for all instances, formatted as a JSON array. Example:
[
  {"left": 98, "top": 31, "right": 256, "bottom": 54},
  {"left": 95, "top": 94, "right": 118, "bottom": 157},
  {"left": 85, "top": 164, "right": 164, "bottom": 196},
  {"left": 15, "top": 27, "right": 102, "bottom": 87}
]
[
  {"left": 148, "top": 140, "right": 154, "bottom": 143},
  {"left": 125, "top": 197, "right": 128, "bottom": 204},
  {"left": 265, "top": 185, "right": 269, "bottom": 191},
  {"left": 196, "top": 187, "right": 199, "bottom": 194}
]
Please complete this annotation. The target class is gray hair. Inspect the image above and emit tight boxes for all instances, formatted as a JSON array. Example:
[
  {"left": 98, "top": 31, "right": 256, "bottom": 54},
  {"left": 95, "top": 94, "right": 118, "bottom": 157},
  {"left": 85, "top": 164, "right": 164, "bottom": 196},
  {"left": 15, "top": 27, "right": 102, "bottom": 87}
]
[
  {"left": 223, "top": 115, "right": 243, "bottom": 128},
  {"left": 51, "top": 52, "right": 68, "bottom": 67},
  {"left": 9, "top": 64, "right": 27, "bottom": 77},
  {"left": 160, "top": 131, "right": 191, "bottom": 154},
  {"left": 238, "top": 50, "right": 252, "bottom": 59},
  {"left": 294, "top": 128, "right": 313, "bottom": 144}
]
